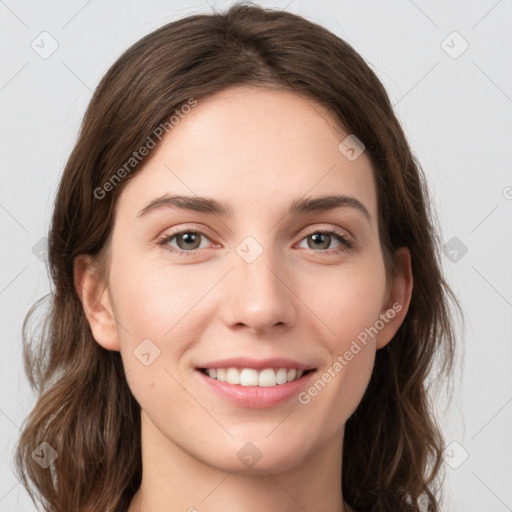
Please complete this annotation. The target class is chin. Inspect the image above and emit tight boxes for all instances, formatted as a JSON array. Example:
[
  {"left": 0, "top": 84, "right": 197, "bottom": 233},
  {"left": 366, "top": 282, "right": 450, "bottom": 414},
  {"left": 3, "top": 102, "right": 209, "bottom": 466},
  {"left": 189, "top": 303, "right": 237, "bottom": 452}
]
[{"left": 196, "top": 434, "right": 314, "bottom": 475}]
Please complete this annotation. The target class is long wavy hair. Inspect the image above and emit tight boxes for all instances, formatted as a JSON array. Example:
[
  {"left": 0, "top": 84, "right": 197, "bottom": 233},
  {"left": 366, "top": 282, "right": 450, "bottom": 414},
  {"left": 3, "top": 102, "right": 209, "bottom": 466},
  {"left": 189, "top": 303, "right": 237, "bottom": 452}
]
[{"left": 15, "top": 3, "right": 462, "bottom": 511}]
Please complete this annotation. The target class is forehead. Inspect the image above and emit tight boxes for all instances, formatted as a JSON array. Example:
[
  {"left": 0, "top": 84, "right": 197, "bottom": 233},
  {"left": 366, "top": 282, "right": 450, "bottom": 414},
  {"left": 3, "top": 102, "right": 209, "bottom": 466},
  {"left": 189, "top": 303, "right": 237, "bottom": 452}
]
[{"left": 116, "top": 86, "right": 377, "bottom": 224}]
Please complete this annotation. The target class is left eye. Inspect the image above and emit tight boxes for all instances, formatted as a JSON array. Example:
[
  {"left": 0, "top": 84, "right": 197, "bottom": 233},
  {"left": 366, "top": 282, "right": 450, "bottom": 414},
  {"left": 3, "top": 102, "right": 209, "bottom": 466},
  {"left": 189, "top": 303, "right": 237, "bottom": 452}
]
[
  {"left": 158, "top": 228, "right": 352, "bottom": 256},
  {"left": 298, "top": 230, "right": 352, "bottom": 252}
]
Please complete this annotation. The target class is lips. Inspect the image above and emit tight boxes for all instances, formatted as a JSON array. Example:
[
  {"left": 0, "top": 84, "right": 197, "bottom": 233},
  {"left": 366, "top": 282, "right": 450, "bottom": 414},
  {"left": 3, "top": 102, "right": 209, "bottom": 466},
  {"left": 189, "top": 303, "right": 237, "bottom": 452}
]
[
  {"left": 196, "top": 357, "right": 315, "bottom": 386},
  {"left": 195, "top": 357, "right": 316, "bottom": 407}
]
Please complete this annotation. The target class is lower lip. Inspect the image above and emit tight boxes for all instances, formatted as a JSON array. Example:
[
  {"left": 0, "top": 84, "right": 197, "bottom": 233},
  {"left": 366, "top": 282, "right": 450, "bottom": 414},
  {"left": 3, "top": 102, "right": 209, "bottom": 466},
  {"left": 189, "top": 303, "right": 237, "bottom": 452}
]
[{"left": 195, "top": 370, "right": 316, "bottom": 408}]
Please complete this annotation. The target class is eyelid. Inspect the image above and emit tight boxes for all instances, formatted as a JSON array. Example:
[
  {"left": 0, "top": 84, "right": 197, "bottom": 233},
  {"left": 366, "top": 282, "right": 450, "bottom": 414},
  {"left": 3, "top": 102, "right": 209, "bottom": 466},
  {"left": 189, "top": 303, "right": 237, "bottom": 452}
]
[
  {"left": 299, "top": 223, "right": 352, "bottom": 240},
  {"left": 157, "top": 223, "right": 216, "bottom": 242}
]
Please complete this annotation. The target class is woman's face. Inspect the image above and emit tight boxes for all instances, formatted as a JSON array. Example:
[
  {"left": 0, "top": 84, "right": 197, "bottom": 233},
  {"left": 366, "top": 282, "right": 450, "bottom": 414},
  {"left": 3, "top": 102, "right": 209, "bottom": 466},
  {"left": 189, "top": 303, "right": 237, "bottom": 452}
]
[{"left": 82, "top": 85, "right": 411, "bottom": 474}]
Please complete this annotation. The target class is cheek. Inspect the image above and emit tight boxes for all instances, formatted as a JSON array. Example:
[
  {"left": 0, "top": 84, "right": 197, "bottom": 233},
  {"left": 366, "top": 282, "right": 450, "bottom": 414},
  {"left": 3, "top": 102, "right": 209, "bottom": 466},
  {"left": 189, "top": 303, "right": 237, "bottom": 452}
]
[
  {"left": 110, "top": 254, "right": 202, "bottom": 339},
  {"left": 302, "top": 257, "right": 386, "bottom": 400},
  {"left": 108, "top": 255, "right": 221, "bottom": 403},
  {"left": 307, "top": 256, "right": 388, "bottom": 347},
  {"left": 109, "top": 257, "right": 200, "bottom": 411}
]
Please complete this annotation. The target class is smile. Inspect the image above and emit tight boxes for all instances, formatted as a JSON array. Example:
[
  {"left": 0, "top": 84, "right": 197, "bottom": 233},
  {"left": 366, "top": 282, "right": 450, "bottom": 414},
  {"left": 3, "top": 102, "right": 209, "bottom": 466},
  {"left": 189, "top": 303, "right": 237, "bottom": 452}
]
[{"left": 198, "top": 367, "right": 312, "bottom": 387}]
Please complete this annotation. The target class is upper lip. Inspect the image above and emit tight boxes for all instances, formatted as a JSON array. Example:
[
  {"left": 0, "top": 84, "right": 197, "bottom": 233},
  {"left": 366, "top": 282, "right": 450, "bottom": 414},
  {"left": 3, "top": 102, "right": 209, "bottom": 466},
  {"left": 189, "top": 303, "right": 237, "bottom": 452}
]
[{"left": 196, "top": 357, "right": 315, "bottom": 371}]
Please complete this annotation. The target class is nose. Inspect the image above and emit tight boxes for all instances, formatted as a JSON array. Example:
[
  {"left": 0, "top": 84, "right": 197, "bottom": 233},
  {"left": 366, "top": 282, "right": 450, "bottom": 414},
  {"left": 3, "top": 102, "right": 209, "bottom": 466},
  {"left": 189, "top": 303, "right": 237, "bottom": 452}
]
[{"left": 220, "top": 243, "right": 298, "bottom": 335}]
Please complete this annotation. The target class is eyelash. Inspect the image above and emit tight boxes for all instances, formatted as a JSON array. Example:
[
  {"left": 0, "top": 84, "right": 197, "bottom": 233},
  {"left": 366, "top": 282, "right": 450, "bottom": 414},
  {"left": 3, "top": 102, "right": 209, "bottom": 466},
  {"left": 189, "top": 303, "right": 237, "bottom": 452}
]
[{"left": 157, "top": 228, "right": 353, "bottom": 257}]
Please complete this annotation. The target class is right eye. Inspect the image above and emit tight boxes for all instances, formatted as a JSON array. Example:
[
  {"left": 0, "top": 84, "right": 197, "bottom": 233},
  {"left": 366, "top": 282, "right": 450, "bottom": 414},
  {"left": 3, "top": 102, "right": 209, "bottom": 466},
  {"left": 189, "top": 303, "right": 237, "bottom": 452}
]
[{"left": 158, "top": 229, "right": 214, "bottom": 256}]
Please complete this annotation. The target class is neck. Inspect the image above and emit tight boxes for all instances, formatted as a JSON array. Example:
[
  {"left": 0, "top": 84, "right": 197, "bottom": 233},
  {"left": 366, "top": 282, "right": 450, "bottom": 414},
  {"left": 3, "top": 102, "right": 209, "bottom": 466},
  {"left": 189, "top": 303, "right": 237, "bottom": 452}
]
[{"left": 128, "top": 411, "right": 348, "bottom": 512}]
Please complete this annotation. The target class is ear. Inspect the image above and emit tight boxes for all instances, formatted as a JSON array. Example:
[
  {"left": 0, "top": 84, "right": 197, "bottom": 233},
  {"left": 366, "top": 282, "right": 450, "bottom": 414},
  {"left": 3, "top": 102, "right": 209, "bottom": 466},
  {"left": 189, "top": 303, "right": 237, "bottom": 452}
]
[
  {"left": 73, "top": 254, "right": 120, "bottom": 351},
  {"left": 375, "top": 247, "right": 413, "bottom": 350}
]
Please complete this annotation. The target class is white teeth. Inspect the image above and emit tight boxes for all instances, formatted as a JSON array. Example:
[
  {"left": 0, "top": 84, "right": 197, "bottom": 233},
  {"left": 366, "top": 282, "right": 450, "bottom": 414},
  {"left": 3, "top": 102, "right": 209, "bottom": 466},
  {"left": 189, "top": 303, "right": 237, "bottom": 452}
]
[
  {"left": 226, "top": 367, "right": 240, "bottom": 385},
  {"left": 258, "top": 368, "right": 276, "bottom": 387},
  {"left": 204, "top": 367, "right": 308, "bottom": 386},
  {"left": 287, "top": 368, "right": 296, "bottom": 381},
  {"left": 276, "top": 368, "right": 288, "bottom": 385},
  {"left": 240, "top": 368, "right": 259, "bottom": 386}
]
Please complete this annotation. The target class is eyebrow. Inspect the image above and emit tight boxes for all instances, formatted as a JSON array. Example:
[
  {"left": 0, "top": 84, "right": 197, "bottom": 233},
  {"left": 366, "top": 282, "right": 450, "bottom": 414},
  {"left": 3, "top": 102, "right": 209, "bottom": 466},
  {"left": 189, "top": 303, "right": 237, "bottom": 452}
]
[{"left": 136, "top": 193, "right": 371, "bottom": 223}]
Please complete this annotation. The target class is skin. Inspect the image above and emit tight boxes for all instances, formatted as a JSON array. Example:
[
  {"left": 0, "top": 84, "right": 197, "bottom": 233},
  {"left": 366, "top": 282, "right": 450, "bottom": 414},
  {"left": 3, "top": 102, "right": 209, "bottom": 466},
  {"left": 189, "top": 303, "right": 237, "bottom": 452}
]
[{"left": 75, "top": 85, "right": 413, "bottom": 512}]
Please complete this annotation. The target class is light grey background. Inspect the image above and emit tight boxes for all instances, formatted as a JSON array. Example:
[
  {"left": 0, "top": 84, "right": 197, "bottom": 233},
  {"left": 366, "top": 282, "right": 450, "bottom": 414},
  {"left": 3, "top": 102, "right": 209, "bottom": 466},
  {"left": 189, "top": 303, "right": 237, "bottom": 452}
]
[{"left": 1, "top": 1, "right": 511, "bottom": 510}]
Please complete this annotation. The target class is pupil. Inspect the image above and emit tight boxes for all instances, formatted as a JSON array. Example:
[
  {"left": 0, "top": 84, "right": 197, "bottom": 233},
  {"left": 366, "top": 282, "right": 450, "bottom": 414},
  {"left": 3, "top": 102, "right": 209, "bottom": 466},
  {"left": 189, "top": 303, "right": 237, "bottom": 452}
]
[
  {"left": 310, "top": 233, "right": 329, "bottom": 250},
  {"left": 181, "top": 233, "right": 199, "bottom": 249}
]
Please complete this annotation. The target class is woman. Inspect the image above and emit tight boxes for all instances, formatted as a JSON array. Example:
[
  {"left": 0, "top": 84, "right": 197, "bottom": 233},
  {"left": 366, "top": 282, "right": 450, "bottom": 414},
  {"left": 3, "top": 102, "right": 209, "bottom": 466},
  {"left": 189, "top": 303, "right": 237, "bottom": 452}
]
[{"left": 16, "top": 3, "right": 460, "bottom": 511}]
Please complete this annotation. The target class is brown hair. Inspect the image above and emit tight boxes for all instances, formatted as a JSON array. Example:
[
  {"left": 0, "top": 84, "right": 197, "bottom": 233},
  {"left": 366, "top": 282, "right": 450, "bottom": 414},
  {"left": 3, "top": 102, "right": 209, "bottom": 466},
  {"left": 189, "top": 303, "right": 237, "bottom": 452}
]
[{"left": 15, "top": 3, "right": 462, "bottom": 511}]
